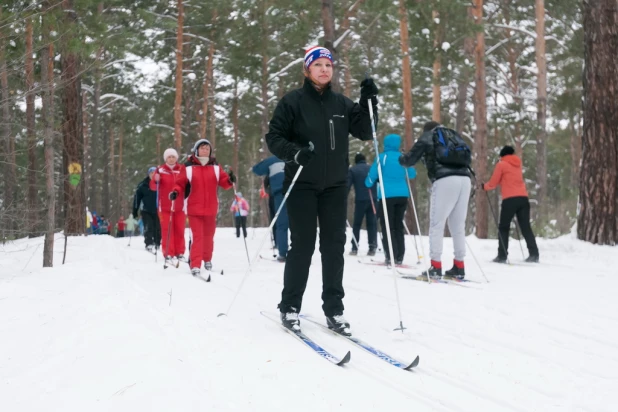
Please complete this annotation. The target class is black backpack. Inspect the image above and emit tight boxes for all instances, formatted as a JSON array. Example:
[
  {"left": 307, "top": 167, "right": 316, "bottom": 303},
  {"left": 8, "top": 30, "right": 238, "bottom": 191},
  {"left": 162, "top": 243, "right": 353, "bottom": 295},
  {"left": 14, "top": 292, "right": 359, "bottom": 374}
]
[{"left": 432, "top": 126, "right": 471, "bottom": 168}]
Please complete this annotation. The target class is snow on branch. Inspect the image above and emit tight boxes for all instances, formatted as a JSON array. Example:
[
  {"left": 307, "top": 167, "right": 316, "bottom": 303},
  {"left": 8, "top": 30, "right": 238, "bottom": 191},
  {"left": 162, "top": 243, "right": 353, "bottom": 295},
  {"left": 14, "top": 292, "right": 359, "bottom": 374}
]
[
  {"left": 334, "top": 29, "right": 351, "bottom": 49},
  {"left": 146, "top": 123, "right": 188, "bottom": 136},
  {"left": 268, "top": 57, "right": 304, "bottom": 82}
]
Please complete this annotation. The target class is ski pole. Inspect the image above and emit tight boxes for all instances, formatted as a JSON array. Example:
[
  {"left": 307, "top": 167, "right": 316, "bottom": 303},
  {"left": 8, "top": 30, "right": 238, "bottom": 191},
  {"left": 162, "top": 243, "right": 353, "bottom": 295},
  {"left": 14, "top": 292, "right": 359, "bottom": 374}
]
[
  {"left": 219, "top": 164, "right": 305, "bottom": 318},
  {"left": 164, "top": 198, "right": 175, "bottom": 266},
  {"left": 484, "top": 190, "right": 510, "bottom": 264},
  {"left": 514, "top": 219, "right": 525, "bottom": 259},
  {"left": 232, "top": 182, "right": 251, "bottom": 266},
  {"left": 402, "top": 217, "right": 421, "bottom": 264},
  {"left": 405, "top": 169, "right": 429, "bottom": 276},
  {"left": 346, "top": 219, "right": 360, "bottom": 252},
  {"left": 367, "top": 95, "right": 405, "bottom": 333},
  {"left": 465, "top": 239, "right": 490, "bottom": 283},
  {"left": 368, "top": 189, "right": 383, "bottom": 252}
]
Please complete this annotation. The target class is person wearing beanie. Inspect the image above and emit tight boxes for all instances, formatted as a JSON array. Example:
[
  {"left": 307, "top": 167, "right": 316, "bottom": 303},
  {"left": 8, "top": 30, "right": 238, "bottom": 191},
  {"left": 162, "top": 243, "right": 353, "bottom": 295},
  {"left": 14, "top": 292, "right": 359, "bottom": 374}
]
[
  {"left": 399, "top": 121, "right": 472, "bottom": 280},
  {"left": 150, "top": 147, "right": 188, "bottom": 266},
  {"left": 365, "top": 135, "right": 417, "bottom": 265},
  {"left": 184, "top": 139, "right": 235, "bottom": 276},
  {"left": 230, "top": 192, "right": 250, "bottom": 238},
  {"left": 264, "top": 45, "right": 378, "bottom": 335},
  {"left": 132, "top": 166, "right": 161, "bottom": 251},
  {"left": 483, "top": 145, "right": 539, "bottom": 263},
  {"left": 347, "top": 152, "right": 378, "bottom": 256}
]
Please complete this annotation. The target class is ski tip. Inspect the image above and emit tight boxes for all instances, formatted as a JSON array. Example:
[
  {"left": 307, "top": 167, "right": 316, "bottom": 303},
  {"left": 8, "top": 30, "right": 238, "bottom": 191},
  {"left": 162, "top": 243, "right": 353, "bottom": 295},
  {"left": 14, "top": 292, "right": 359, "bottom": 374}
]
[
  {"left": 206, "top": 274, "right": 211, "bottom": 282},
  {"left": 217, "top": 312, "right": 227, "bottom": 317},
  {"left": 404, "top": 355, "right": 420, "bottom": 371},
  {"left": 338, "top": 350, "right": 352, "bottom": 366},
  {"left": 220, "top": 270, "right": 224, "bottom": 275}
]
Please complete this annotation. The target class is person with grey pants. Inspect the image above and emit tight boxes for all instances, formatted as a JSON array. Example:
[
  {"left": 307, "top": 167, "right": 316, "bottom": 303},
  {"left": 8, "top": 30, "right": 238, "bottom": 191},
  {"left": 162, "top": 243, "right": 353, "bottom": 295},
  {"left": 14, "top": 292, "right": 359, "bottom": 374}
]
[{"left": 399, "top": 121, "right": 472, "bottom": 279}]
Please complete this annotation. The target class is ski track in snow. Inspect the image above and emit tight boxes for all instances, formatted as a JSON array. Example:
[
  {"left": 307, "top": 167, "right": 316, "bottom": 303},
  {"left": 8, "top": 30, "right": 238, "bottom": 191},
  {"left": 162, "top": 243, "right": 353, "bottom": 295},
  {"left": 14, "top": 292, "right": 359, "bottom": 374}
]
[{"left": 1, "top": 228, "right": 617, "bottom": 412}]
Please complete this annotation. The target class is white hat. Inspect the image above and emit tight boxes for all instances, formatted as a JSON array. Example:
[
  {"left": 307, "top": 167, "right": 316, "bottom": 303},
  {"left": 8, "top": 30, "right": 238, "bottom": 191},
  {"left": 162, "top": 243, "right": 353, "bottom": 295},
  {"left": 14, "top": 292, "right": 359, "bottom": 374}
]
[{"left": 163, "top": 148, "right": 178, "bottom": 161}]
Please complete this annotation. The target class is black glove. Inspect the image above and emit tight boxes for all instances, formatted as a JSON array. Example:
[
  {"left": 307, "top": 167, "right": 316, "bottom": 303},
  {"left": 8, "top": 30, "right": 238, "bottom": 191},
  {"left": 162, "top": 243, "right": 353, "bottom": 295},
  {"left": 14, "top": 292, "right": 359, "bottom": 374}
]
[
  {"left": 132, "top": 210, "right": 138, "bottom": 218},
  {"left": 228, "top": 170, "right": 237, "bottom": 183},
  {"left": 169, "top": 191, "right": 178, "bottom": 201},
  {"left": 360, "top": 77, "right": 379, "bottom": 108},
  {"left": 294, "top": 142, "right": 315, "bottom": 166},
  {"left": 398, "top": 154, "right": 409, "bottom": 167}
]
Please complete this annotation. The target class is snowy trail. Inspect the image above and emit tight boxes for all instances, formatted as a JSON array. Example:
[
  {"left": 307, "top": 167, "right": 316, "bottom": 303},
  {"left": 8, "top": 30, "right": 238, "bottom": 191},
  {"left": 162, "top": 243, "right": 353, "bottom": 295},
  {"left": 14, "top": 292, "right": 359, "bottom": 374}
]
[{"left": 1, "top": 229, "right": 617, "bottom": 411}]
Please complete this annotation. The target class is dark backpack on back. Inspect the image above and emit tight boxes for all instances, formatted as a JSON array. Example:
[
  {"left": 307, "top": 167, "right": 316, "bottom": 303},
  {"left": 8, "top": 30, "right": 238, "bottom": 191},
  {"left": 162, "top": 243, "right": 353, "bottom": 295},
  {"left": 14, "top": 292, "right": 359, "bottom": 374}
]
[{"left": 432, "top": 127, "right": 471, "bottom": 168}]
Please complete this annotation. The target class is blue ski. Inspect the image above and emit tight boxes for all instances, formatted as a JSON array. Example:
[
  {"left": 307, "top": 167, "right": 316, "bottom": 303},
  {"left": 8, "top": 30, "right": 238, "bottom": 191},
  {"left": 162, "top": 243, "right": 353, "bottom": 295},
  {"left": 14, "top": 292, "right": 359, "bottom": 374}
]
[
  {"left": 300, "top": 315, "right": 419, "bottom": 371},
  {"left": 261, "top": 311, "right": 351, "bottom": 366}
]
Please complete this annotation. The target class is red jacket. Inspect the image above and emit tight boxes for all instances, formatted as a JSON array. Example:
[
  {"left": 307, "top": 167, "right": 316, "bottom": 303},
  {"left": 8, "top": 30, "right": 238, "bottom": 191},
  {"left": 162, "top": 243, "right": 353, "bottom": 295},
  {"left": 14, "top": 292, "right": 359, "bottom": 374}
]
[
  {"left": 150, "top": 163, "right": 188, "bottom": 213},
  {"left": 117, "top": 219, "right": 126, "bottom": 231},
  {"left": 184, "top": 156, "right": 233, "bottom": 216},
  {"left": 484, "top": 154, "right": 528, "bottom": 199}
]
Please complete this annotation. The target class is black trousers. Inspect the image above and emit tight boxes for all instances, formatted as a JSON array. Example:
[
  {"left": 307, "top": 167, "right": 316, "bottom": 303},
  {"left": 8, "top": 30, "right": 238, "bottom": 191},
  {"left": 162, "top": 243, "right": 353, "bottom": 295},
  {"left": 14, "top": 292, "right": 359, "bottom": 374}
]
[
  {"left": 497, "top": 196, "right": 539, "bottom": 258},
  {"left": 141, "top": 211, "right": 161, "bottom": 247},
  {"left": 279, "top": 184, "right": 347, "bottom": 317},
  {"left": 351, "top": 200, "right": 377, "bottom": 251},
  {"left": 378, "top": 197, "right": 408, "bottom": 261},
  {"left": 235, "top": 216, "right": 247, "bottom": 238}
]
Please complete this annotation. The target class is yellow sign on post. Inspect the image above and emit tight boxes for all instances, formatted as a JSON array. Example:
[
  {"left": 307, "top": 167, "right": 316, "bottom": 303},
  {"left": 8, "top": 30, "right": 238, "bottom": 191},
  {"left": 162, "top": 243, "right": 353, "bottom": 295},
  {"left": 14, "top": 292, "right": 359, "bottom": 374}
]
[{"left": 68, "top": 162, "right": 82, "bottom": 186}]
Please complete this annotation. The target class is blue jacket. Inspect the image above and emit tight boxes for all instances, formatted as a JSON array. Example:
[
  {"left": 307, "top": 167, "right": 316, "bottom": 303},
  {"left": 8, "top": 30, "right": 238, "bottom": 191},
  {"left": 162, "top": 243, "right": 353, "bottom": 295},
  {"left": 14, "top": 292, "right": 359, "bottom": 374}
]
[
  {"left": 365, "top": 134, "right": 416, "bottom": 200},
  {"left": 252, "top": 156, "right": 285, "bottom": 195},
  {"left": 347, "top": 160, "right": 376, "bottom": 202}
]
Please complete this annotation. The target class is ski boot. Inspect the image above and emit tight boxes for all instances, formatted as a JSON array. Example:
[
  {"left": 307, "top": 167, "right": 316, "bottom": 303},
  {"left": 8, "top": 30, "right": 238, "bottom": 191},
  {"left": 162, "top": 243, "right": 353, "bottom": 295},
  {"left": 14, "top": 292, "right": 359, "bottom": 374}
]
[
  {"left": 349, "top": 249, "right": 358, "bottom": 256},
  {"left": 525, "top": 255, "right": 539, "bottom": 263},
  {"left": 444, "top": 265, "right": 465, "bottom": 280},
  {"left": 280, "top": 311, "right": 301, "bottom": 332},
  {"left": 492, "top": 256, "right": 507, "bottom": 264},
  {"left": 191, "top": 267, "right": 200, "bottom": 277},
  {"left": 326, "top": 313, "right": 351, "bottom": 336},
  {"left": 204, "top": 261, "right": 213, "bottom": 271},
  {"left": 367, "top": 248, "right": 376, "bottom": 256}
]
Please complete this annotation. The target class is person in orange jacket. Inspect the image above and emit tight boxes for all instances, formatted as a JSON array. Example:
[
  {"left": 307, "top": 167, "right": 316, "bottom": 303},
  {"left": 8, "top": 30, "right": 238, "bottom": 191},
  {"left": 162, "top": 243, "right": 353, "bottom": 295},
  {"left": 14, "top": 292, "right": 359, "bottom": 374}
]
[
  {"left": 230, "top": 192, "right": 250, "bottom": 238},
  {"left": 483, "top": 145, "right": 539, "bottom": 263},
  {"left": 151, "top": 148, "right": 188, "bottom": 265}
]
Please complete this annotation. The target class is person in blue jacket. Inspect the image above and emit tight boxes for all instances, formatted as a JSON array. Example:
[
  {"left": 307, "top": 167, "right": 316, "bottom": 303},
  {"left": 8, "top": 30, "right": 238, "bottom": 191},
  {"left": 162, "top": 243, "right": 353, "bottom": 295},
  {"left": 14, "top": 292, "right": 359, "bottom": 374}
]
[
  {"left": 347, "top": 153, "right": 378, "bottom": 256},
  {"left": 365, "top": 134, "right": 416, "bottom": 265},
  {"left": 252, "top": 155, "right": 288, "bottom": 262}
]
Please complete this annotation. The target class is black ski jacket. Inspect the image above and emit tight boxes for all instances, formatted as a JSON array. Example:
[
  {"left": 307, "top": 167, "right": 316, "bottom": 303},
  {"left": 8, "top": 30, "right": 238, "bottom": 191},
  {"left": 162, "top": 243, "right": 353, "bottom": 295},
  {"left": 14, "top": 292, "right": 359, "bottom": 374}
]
[
  {"left": 265, "top": 78, "right": 375, "bottom": 190},
  {"left": 399, "top": 131, "right": 471, "bottom": 182},
  {"left": 347, "top": 160, "right": 376, "bottom": 202},
  {"left": 133, "top": 177, "right": 158, "bottom": 216}
]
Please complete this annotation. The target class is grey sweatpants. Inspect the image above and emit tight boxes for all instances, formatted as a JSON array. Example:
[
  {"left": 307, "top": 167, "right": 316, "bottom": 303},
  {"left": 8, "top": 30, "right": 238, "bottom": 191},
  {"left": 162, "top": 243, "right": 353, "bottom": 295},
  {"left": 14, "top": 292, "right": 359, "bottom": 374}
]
[{"left": 429, "top": 175, "right": 471, "bottom": 262}]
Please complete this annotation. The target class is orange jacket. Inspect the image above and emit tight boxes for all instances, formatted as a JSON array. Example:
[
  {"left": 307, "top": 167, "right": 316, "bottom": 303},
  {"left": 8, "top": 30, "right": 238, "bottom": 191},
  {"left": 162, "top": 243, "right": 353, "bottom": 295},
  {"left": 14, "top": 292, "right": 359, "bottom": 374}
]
[{"left": 484, "top": 154, "right": 528, "bottom": 199}]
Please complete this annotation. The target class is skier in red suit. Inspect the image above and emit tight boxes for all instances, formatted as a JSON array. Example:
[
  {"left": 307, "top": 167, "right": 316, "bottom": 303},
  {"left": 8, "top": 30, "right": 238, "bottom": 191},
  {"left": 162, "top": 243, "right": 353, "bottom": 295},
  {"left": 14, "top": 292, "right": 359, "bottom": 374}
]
[
  {"left": 184, "top": 139, "right": 235, "bottom": 276},
  {"left": 151, "top": 148, "right": 188, "bottom": 265}
]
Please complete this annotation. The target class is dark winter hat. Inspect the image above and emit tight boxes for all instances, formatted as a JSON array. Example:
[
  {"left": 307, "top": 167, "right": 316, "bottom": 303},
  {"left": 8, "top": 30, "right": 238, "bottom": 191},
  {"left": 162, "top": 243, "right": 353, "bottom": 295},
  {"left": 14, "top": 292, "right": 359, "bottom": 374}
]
[
  {"left": 423, "top": 121, "right": 441, "bottom": 132},
  {"left": 192, "top": 138, "right": 211, "bottom": 155},
  {"left": 148, "top": 166, "right": 157, "bottom": 175},
  {"left": 499, "top": 145, "right": 515, "bottom": 157},
  {"left": 354, "top": 153, "right": 366, "bottom": 164}
]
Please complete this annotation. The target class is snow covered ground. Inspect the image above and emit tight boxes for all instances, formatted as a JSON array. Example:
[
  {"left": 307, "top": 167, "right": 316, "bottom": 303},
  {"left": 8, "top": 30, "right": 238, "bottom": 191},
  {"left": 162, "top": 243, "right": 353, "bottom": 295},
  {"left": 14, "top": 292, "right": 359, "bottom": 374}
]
[{"left": 1, "top": 228, "right": 616, "bottom": 412}]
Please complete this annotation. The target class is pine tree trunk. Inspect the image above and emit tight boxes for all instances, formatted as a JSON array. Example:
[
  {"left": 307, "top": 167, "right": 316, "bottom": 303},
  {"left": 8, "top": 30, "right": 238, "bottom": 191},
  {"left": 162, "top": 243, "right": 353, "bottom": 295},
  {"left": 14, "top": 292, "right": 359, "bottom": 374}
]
[
  {"left": 156, "top": 132, "right": 161, "bottom": 161},
  {"left": 61, "top": 0, "right": 85, "bottom": 235},
  {"left": 472, "top": 0, "right": 488, "bottom": 239},
  {"left": 570, "top": 116, "right": 581, "bottom": 188},
  {"left": 535, "top": 0, "right": 548, "bottom": 218},
  {"left": 41, "top": 8, "right": 55, "bottom": 266},
  {"left": 321, "top": 0, "right": 340, "bottom": 92},
  {"left": 455, "top": 10, "right": 474, "bottom": 135},
  {"left": 432, "top": 10, "right": 442, "bottom": 123},
  {"left": 174, "top": 0, "right": 184, "bottom": 150},
  {"left": 260, "top": 2, "right": 270, "bottom": 158},
  {"left": 209, "top": 75, "right": 216, "bottom": 153},
  {"left": 504, "top": 1, "right": 523, "bottom": 153},
  {"left": 232, "top": 80, "right": 239, "bottom": 177},
  {"left": 90, "top": 42, "right": 103, "bottom": 214},
  {"left": 82, "top": 92, "right": 89, "bottom": 209},
  {"left": 577, "top": 0, "right": 618, "bottom": 245},
  {"left": 109, "top": 122, "right": 115, "bottom": 221},
  {"left": 117, "top": 123, "right": 123, "bottom": 222},
  {"left": 0, "top": 12, "right": 16, "bottom": 239},
  {"left": 398, "top": 0, "right": 414, "bottom": 149},
  {"left": 341, "top": 0, "right": 364, "bottom": 97},
  {"left": 26, "top": 17, "right": 38, "bottom": 237}
]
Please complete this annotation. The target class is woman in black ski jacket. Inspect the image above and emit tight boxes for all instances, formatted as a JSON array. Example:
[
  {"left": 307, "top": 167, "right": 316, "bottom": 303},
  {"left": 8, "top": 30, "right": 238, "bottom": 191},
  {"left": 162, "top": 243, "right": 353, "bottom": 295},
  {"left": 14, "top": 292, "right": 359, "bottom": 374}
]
[{"left": 265, "top": 45, "right": 378, "bottom": 335}]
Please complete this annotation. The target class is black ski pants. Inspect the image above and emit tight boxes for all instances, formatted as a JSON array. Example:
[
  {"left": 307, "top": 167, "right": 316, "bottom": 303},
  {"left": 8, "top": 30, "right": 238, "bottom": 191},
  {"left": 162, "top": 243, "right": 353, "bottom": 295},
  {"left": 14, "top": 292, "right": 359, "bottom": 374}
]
[
  {"left": 279, "top": 184, "right": 347, "bottom": 317},
  {"left": 141, "top": 211, "right": 161, "bottom": 248},
  {"left": 378, "top": 197, "right": 408, "bottom": 262},
  {"left": 235, "top": 216, "right": 247, "bottom": 238},
  {"left": 497, "top": 196, "right": 539, "bottom": 259},
  {"left": 351, "top": 200, "right": 377, "bottom": 252}
]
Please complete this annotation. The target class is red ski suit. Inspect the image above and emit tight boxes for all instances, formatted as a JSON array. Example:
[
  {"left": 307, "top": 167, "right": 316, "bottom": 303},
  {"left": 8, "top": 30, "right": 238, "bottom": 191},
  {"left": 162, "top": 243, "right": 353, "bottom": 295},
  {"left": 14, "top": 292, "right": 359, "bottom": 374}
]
[
  {"left": 185, "top": 156, "right": 233, "bottom": 269},
  {"left": 150, "top": 163, "right": 188, "bottom": 257}
]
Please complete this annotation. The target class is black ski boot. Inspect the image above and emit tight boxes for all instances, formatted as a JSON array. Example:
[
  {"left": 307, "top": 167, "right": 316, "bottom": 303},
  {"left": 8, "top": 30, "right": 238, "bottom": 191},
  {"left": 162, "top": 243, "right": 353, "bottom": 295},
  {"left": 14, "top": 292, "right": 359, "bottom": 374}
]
[
  {"left": 444, "top": 265, "right": 465, "bottom": 280},
  {"left": 280, "top": 311, "right": 301, "bottom": 332},
  {"left": 367, "top": 248, "right": 376, "bottom": 256},
  {"left": 422, "top": 266, "right": 442, "bottom": 280},
  {"left": 525, "top": 255, "right": 539, "bottom": 263},
  {"left": 492, "top": 256, "right": 507, "bottom": 264},
  {"left": 349, "top": 249, "right": 358, "bottom": 256},
  {"left": 326, "top": 313, "right": 351, "bottom": 336}
]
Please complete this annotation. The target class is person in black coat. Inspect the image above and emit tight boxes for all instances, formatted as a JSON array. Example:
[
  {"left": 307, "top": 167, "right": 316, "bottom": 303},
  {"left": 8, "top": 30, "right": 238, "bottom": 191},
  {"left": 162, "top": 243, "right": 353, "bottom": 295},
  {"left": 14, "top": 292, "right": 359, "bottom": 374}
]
[
  {"left": 347, "top": 153, "right": 378, "bottom": 256},
  {"left": 265, "top": 45, "right": 378, "bottom": 334},
  {"left": 132, "top": 167, "right": 161, "bottom": 251}
]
